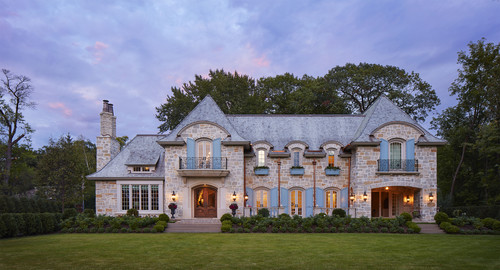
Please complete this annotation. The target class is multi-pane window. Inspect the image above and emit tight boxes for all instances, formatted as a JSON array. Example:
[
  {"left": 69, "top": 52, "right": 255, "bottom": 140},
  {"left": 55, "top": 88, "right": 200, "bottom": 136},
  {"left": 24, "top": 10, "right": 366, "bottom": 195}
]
[
  {"left": 327, "top": 150, "right": 335, "bottom": 167},
  {"left": 120, "top": 184, "right": 160, "bottom": 211},
  {"left": 390, "top": 142, "right": 402, "bottom": 169},
  {"left": 325, "top": 190, "right": 337, "bottom": 209},
  {"left": 255, "top": 189, "right": 268, "bottom": 207},
  {"left": 197, "top": 140, "right": 212, "bottom": 159},
  {"left": 257, "top": 150, "right": 266, "bottom": 167},
  {"left": 293, "top": 151, "right": 300, "bottom": 167},
  {"left": 132, "top": 166, "right": 152, "bottom": 172}
]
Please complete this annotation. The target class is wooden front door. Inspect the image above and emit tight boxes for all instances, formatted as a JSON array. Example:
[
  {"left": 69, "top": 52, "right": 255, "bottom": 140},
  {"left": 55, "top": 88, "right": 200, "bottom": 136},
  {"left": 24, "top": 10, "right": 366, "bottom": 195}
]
[{"left": 194, "top": 187, "right": 217, "bottom": 218}]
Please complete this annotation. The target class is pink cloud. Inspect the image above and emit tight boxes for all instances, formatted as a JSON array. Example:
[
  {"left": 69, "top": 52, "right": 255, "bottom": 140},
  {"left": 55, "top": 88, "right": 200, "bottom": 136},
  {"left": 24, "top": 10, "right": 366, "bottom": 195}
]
[
  {"left": 253, "top": 54, "right": 270, "bottom": 67},
  {"left": 86, "top": 41, "right": 109, "bottom": 63},
  {"left": 48, "top": 102, "right": 73, "bottom": 117}
]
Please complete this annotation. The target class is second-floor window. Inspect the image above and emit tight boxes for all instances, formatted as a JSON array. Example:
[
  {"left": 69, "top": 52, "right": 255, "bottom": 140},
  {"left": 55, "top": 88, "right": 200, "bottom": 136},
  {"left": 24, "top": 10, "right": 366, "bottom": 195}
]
[
  {"left": 197, "top": 140, "right": 212, "bottom": 159},
  {"left": 327, "top": 150, "right": 335, "bottom": 167},
  {"left": 390, "top": 142, "right": 402, "bottom": 170},
  {"left": 257, "top": 149, "right": 266, "bottom": 167},
  {"left": 293, "top": 151, "right": 300, "bottom": 167}
]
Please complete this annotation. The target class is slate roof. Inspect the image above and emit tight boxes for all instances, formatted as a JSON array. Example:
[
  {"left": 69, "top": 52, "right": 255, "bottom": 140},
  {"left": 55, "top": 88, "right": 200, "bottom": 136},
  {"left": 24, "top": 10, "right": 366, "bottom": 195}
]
[
  {"left": 352, "top": 96, "right": 445, "bottom": 144},
  {"left": 87, "top": 135, "right": 166, "bottom": 179}
]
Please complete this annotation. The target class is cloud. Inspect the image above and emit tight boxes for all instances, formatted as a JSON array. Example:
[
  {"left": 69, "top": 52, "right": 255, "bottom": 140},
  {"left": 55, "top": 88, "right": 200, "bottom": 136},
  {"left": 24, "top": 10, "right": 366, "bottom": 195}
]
[
  {"left": 48, "top": 102, "right": 73, "bottom": 117},
  {"left": 86, "top": 41, "right": 109, "bottom": 63}
]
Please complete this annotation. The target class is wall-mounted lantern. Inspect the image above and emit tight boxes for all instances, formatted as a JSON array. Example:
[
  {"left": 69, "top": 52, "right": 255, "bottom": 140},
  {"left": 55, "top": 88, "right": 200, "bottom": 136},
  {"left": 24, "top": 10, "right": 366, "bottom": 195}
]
[
  {"left": 406, "top": 196, "right": 410, "bottom": 203},
  {"left": 244, "top": 193, "right": 249, "bottom": 201},
  {"left": 349, "top": 192, "right": 355, "bottom": 203},
  {"left": 171, "top": 191, "right": 176, "bottom": 202},
  {"left": 363, "top": 191, "right": 368, "bottom": 202},
  {"left": 232, "top": 191, "right": 237, "bottom": 202},
  {"left": 429, "top": 192, "right": 434, "bottom": 202}
]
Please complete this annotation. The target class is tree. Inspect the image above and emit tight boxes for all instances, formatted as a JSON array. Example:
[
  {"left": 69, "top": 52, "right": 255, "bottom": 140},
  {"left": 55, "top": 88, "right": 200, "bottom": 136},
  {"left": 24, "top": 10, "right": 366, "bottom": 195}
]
[
  {"left": 0, "top": 69, "right": 35, "bottom": 190},
  {"left": 156, "top": 69, "right": 266, "bottom": 132},
  {"left": 324, "top": 63, "right": 440, "bottom": 122},
  {"left": 35, "top": 135, "right": 96, "bottom": 212},
  {"left": 432, "top": 38, "right": 500, "bottom": 205}
]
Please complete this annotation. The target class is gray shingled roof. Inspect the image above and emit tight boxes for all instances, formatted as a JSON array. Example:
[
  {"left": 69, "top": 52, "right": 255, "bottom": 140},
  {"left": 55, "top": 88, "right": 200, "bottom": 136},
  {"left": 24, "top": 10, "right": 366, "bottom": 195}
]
[
  {"left": 352, "top": 96, "right": 445, "bottom": 144},
  {"left": 227, "top": 115, "right": 364, "bottom": 149},
  {"left": 87, "top": 135, "right": 166, "bottom": 179},
  {"left": 158, "top": 95, "right": 247, "bottom": 143}
]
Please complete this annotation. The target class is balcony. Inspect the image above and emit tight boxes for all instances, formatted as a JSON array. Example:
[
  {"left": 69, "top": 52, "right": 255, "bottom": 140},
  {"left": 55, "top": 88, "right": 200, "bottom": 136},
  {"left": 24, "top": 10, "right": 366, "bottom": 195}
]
[
  {"left": 178, "top": 157, "right": 229, "bottom": 177},
  {"left": 377, "top": 159, "right": 419, "bottom": 175}
]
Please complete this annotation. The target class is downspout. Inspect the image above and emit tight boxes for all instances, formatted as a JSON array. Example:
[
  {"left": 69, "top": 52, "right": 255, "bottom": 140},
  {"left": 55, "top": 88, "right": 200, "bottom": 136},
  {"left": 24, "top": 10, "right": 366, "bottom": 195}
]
[
  {"left": 243, "top": 155, "right": 246, "bottom": 207},
  {"left": 347, "top": 156, "right": 352, "bottom": 209},
  {"left": 277, "top": 159, "right": 281, "bottom": 213},
  {"left": 313, "top": 160, "right": 317, "bottom": 209}
]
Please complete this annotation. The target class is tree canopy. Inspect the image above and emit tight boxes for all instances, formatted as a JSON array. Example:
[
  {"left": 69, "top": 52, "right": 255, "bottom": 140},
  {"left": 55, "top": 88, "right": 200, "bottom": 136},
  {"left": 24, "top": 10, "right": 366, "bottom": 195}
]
[
  {"left": 156, "top": 65, "right": 437, "bottom": 132},
  {"left": 432, "top": 38, "right": 500, "bottom": 206}
]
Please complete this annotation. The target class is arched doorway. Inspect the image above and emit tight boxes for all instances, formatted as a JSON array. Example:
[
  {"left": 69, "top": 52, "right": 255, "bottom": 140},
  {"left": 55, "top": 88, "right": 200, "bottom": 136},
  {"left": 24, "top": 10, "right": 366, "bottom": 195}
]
[{"left": 193, "top": 186, "right": 217, "bottom": 218}]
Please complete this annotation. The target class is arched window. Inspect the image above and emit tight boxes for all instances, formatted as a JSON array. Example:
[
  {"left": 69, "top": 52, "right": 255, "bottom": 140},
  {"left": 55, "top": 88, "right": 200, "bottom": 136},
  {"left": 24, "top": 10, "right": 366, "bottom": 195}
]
[
  {"left": 257, "top": 149, "right": 266, "bottom": 167},
  {"left": 255, "top": 188, "right": 269, "bottom": 208},
  {"left": 389, "top": 139, "right": 405, "bottom": 170},
  {"left": 290, "top": 189, "right": 304, "bottom": 216},
  {"left": 196, "top": 139, "right": 212, "bottom": 168},
  {"left": 325, "top": 189, "right": 337, "bottom": 209}
]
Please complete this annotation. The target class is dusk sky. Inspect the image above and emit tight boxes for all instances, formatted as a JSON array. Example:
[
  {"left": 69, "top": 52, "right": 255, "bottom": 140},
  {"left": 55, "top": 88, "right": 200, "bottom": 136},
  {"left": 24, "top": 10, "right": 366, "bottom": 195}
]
[{"left": 1, "top": 0, "right": 499, "bottom": 149}]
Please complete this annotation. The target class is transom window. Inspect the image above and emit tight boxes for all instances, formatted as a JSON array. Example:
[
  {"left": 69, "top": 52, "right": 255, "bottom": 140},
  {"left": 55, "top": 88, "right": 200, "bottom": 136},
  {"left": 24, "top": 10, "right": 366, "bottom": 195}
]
[
  {"left": 257, "top": 149, "right": 266, "bottom": 167},
  {"left": 255, "top": 189, "right": 268, "bottom": 208},
  {"left": 118, "top": 182, "right": 162, "bottom": 213}
]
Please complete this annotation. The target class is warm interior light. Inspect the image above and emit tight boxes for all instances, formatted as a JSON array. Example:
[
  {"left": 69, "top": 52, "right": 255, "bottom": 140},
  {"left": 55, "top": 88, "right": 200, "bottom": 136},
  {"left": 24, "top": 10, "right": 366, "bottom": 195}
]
[
  {"left": 171, "top": 191, "right": 176, "bottom": 202},
  {"left": 385, "top": 187, "right": 389, "bottom": 190},
  {"left": 232, "top": 191, "right": 237, "bottom": 202},
  {"left": 406, "top": 196, "right": 410, "bottom": 203},
  {"left": 349, "top": 192, "right": 355, "bottom": 202}
]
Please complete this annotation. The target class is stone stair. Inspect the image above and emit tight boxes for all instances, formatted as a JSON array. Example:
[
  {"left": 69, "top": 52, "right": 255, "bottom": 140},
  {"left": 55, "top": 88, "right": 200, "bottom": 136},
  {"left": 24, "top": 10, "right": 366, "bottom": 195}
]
[
  {"left": 418, "top": 223, "right": 445, "bottom": 234},
  {"left": 166, "top": 219, "right": 221, "bottom": 233}
]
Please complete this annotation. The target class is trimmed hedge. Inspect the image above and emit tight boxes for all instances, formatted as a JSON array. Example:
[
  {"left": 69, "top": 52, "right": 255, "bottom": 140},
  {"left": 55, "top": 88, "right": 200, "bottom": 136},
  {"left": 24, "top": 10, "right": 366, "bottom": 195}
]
[
  {"left": 0, "top": 196, "right": 61, "bottom": 213},
  {"left": 58, "top": 213, "right": 162, "bottom": 234},
  {"left": 439, "top": 205, "right": 500, "bottom": 219},
  {"left": 0, "top": 213, "right": 62, "bottom": 238}
]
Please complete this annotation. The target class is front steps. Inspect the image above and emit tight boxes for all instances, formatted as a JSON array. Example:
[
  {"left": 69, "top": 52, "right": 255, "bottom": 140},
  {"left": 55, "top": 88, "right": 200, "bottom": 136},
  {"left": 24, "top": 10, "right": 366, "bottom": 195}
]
[
  {"left": 418, "top": 223, "right": 445, "bottom": 234},
  {"left": 166, "top": 219, "right": 221, "bottom": 233}
]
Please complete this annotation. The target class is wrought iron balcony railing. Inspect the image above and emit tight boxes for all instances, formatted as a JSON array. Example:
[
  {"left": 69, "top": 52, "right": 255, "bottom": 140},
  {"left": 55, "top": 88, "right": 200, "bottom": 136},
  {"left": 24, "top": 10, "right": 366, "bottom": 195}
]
[
  {"left": 179, "top": 157, "right": 228, "bottom": 170},
  {"left": 377, "top": 159, "right": 418, "bottom": 172}
]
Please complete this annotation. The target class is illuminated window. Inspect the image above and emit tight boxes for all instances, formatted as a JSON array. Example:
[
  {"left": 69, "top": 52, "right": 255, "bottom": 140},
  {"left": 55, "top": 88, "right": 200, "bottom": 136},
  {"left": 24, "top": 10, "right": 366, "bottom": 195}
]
[
  {"left": 325, "top": 190, "right": 337, "bottom": 209},
  {"left": 120, "top": 183, "right": 161, "bottom": 212},
  {"left": 255, "top": 189, "right": 268, "bottom": 207},
  {"left": 257, "top": 149, "right": 266, "bottom": 167},
  {"left": 327, "top": 150, "right": 335, "bottom": 167}
]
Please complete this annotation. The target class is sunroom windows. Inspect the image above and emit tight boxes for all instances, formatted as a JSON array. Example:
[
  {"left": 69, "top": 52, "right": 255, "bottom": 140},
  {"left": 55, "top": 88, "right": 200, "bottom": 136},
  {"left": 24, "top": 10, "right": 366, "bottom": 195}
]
[{"left": 117, "top": 181, "right": 163, "bottom": 214}]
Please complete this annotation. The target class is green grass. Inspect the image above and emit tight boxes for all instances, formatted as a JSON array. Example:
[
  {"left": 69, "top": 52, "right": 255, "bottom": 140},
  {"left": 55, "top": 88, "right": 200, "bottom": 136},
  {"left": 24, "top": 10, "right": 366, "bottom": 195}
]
[{"left": 1, "top": 234, "right": 499, "bottom": 269}]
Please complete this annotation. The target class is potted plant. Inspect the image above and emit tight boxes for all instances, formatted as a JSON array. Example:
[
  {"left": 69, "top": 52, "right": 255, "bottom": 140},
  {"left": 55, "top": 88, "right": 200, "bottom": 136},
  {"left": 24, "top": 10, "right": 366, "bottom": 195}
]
[
  {"left": 290, "top": 166, "right": 304, "bottom": 175},
  {"left": 254, "top": 166, "right": 269, "bottom": 175},
  {"left": 325, "top": 166, "right": 341, "bottom": 176},
  {"left": 168, "top": 203, "right": 177, "bottom": 219},
  {"left": 229, "top": 203, "right": 238, "bottom": 217}
]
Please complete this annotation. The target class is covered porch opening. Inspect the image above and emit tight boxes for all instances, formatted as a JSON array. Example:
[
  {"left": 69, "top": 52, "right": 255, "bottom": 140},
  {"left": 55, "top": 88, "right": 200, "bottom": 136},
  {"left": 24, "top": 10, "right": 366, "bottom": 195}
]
[{"left": 371, "top": 186, "right": 420, "bottom": 218}]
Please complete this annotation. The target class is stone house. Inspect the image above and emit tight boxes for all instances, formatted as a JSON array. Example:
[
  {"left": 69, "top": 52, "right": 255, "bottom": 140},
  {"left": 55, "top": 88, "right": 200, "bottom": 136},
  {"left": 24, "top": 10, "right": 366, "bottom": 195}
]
[{"left": 87, "top": 95, "right": 445, "bottom": 221}]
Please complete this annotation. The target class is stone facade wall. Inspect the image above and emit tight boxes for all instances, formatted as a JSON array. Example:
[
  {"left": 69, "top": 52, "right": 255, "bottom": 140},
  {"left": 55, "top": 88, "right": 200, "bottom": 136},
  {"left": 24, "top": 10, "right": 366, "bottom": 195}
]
[
  {"left": 350, "top": 123, "right": 437, "bottom": 221},
  {"left": 95, "top": 181, "right": 117, "bottom": 215},
  {"left": 164, "top": 122, "right": 244, "bottom": 218},
  {"left": 96, "top": 136, "right": 120, "bottom": 171}
]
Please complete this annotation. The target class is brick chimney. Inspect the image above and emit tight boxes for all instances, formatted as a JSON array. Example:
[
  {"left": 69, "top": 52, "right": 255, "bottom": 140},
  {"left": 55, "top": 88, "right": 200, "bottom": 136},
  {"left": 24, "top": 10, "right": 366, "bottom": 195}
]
[{"left": 96, "top": 100, "right": 120, "bottom": 171}]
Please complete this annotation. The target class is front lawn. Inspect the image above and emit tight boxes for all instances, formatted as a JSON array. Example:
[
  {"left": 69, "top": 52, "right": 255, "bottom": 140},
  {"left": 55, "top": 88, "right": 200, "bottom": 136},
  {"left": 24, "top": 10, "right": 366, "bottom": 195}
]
[{"left": 1, "top": 234, "right": 499, "bottom": 269}]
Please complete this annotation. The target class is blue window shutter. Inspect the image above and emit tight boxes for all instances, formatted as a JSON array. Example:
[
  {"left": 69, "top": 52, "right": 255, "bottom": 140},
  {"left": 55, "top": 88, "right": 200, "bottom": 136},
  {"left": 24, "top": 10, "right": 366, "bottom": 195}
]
[
  {"left": 340, "top": 188, "right": 348, "bottom": 209},
  {"left": 315, "top": 188, "right": 325, "bottom": 208},
  {"left": 280, "top": 188, "right": 289, "bottom": 214},
  {"left": 406, "top": 139, "right": 415, "bottom": 171},
  {"left": 187, "top": 138, "right": 195, "bottom": 169},
  {"left": 305, "top": 188, "right": 314, "bottom": 217},
  {"left": 213, "top": 138, "right": 221, "bottom": 169},
  {"left": 246, "top": 187, "right": 253, "bottom": 207},
  {"left": 380, "top": 139, "right": 389, "bottom": 171},
  {"left": 270, "top": 188, "right": 278, "bottom": 208}
]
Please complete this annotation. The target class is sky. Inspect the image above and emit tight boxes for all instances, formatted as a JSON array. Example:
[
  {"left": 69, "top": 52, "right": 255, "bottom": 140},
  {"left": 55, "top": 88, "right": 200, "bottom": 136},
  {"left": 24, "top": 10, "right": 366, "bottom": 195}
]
[{"left": 1, "top": 0, "right": 499, "bottom": 149}]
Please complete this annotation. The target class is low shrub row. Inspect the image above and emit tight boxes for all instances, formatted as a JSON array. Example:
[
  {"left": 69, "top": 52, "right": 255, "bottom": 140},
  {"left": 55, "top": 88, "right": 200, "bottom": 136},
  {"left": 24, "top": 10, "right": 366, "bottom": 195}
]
[
  {"left": 0, "top": 213, "right": 62, "bottom": 238},
  {"left": 59, "top": 212, "right": 168, "bottom": 233},
  {"left": 439, "top": 205, "right": 500, "bottom": 219},
  {"left": 221, "top": 213, "right": 419, "bottom": 234},
  {"left": 434, "top": 212, "right": 500, "bottom": 234},
  {"left": 0, "top": 195, "right": 60, "bottom": 213}
]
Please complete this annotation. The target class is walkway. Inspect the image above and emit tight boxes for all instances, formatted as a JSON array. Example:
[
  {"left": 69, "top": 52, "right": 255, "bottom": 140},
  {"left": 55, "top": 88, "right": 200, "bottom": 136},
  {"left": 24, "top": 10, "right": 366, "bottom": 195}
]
[
  {"left": 166, "top": 219, "right": 221, "bottom": 233},
  {"left": 418, "top": 223, "right": 445, "bottom": 234}
]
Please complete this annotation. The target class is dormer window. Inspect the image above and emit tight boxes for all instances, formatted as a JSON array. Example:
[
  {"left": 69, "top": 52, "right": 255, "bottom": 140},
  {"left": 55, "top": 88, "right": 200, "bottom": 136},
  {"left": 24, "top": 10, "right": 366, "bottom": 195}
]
[
  {"left": 130, "top": 166, "right": 154, "bottom": 173},
  {"left": 257, "top": 149, "right": 266, "bottom": 167},
  {"left": 293, "top": 151, "right": 300, "bottom": 167},
  {"left": 327, "top": 149, "right": 336, "bottom": 167}
]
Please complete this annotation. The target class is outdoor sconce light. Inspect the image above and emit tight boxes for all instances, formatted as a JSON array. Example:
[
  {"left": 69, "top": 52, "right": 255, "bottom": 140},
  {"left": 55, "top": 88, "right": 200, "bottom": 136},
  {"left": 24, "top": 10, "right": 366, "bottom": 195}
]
[
  {"left": 171, "top": 191, "right": 176, "bottom": 202},
  {"left": 429, "top": 192, "right": 434, "bottom": 202},
  {"left": 232, "top": 191, "right": 237, "bottom": 202},
  {"left": 363, "top": 191, "right": 368, "bottom": 202},
  {"left": 406, "top": 196, "right": 410, "bottom": 203},
  {"left": 349, "top": 192, "right": 355, "bottom": 202},
  {"left": 244, "top": 193, "right": 249, "bottom": 201}
]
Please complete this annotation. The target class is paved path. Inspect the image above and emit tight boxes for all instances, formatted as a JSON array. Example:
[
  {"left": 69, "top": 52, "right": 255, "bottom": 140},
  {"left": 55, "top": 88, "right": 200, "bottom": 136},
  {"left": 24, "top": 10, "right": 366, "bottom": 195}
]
[
  {"left": 166, "top": 219, "right": 221, "bottom": 233},
  {"left": 418, "top": 223, "right": 445, "bottom": 234}
]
